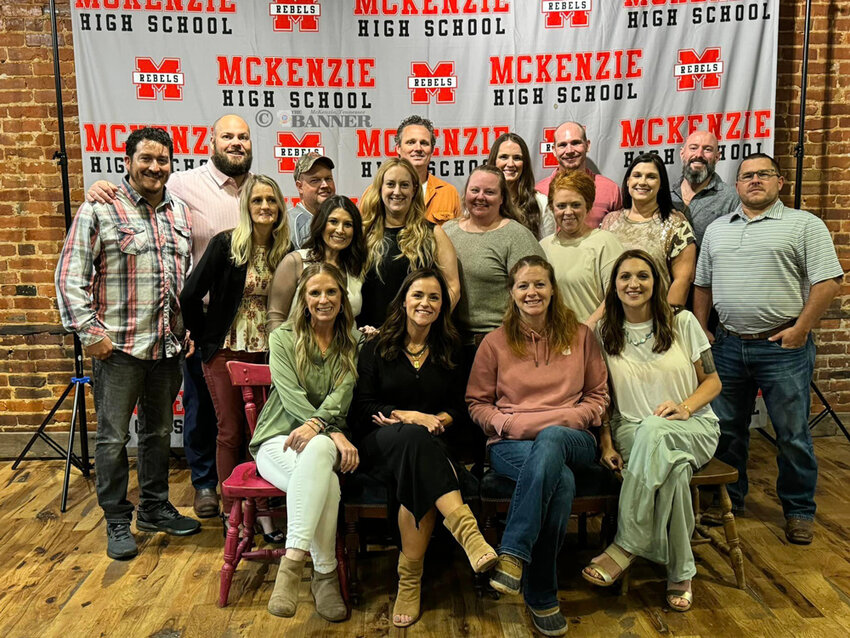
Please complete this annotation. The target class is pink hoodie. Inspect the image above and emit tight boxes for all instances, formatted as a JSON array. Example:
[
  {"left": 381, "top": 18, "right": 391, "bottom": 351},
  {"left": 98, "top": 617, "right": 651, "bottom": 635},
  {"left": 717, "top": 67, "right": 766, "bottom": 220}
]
[{"left": 466, "top": 323, "right": 609, "bottom": 445}]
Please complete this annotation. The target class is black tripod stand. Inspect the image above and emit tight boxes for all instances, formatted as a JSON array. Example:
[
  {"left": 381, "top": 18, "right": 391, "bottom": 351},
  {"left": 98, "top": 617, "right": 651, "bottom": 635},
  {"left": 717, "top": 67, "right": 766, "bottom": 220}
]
[
  {"left": 12, "top": 0, "right": 93, "bottom": 512},
  {"left": 756, "top": 0, "right": 849, "bottom": 446}
]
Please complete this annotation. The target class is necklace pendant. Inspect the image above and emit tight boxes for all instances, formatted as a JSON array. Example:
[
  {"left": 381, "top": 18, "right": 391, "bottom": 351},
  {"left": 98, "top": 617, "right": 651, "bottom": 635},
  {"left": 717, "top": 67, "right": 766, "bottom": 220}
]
[{"left": 412, "top": 360, "right": 420, "bottom": 370}]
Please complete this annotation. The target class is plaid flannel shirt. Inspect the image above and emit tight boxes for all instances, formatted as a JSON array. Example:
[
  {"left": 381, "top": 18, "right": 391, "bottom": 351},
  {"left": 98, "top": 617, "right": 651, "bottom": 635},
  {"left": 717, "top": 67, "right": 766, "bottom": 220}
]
[{"left": 55, "top": 177, "right": 193, "bottom": 360}]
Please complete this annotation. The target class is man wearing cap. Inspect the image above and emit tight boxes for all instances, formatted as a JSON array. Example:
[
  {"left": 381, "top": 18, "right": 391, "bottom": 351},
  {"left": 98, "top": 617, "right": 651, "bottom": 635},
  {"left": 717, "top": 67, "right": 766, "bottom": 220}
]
[{"left": 288, "top": 152, "right": 336, "bottom": 248}]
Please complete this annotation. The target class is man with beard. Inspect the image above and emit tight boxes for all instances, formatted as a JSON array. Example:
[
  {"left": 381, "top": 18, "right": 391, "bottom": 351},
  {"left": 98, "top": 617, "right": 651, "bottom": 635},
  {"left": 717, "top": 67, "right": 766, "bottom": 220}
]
[
  {"left": 86, "top": 115, "right": 257, "bottom": 521},
  {"left": 694, "top": 153, "right": 842, "bottom": 545},
  {"left": 534, "top": 121, "right": 621, "bottom": 229},
  {"left": 58, "top": 127, "right": 201, "bottom": 559},
  {"left": 287, "top": 152, "right": 336, "bottom": 248},
  {"left": 671, "top": 130, "right": 739, "bottom": 246}
]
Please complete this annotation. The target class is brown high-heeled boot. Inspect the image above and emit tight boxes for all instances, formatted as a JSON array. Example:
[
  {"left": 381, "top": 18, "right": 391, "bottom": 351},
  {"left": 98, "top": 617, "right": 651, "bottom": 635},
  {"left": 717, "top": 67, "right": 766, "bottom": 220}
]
[{"left": 393, "top": 552, "right": 424, "bottom": 628}]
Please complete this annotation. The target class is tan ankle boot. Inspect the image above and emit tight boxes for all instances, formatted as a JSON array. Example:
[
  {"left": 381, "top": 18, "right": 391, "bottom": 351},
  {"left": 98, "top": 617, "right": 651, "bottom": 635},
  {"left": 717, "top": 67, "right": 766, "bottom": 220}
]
[
  {"left": 311, "top": 568, "right": 348, "bottom": 622},
  {"left": 443, "top": 504, "right": 497, "bottom": 573},
  {"left": 267, "top": 556, "right": 305, "bottom": 617},
  {"left": 393, "top": 552, "right": 424, "bottom": 628}
]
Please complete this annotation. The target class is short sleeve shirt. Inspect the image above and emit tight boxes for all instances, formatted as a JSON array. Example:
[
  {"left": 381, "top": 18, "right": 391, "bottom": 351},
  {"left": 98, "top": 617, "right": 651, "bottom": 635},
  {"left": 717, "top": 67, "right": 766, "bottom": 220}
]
[{"left": 695, "top": 199, "right": 844, "bottom": 333}]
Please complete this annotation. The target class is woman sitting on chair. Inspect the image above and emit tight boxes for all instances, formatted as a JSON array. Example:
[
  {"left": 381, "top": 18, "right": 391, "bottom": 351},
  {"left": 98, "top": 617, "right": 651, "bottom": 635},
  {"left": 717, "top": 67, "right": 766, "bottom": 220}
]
[
  {"left": 467, "top": 255, "right": 608, "bottom": 637},
  {"left": 248, "top": 263, "right": 362, "bottom": 622},
  {"left": 351, "top": 268, "right": 496, "bottom": 628},
  {"left": 582, "top": 249, "right": 721, "bottom": 612}
]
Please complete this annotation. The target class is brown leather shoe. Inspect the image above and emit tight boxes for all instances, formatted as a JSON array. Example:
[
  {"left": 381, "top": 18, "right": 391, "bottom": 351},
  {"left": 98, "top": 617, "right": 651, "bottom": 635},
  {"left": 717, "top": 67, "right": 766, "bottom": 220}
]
[
  {"left": 785, "top": 517, "right": 813, "bottom": 545},
  {"left": 193, "top": 487, "right": 220, "bottom": 518}
]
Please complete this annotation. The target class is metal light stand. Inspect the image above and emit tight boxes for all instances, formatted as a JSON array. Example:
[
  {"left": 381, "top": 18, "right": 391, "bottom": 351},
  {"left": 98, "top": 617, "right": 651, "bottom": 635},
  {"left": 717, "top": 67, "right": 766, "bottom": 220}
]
[
  {"left": 12, "top": 0, "right": 92, "bottom": 511},
  {"left": 757, "top": 0, "right": 850, "bottom": 446}
]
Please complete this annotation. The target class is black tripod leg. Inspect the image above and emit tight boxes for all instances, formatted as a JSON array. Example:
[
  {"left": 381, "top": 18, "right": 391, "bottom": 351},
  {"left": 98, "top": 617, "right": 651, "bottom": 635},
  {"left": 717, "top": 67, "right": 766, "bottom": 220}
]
[
  {"left": 61, "top": 384, "right": 82, "bottom": 513},
  {"left": 78, "top": 380, "right": 91, "bottom": 475},
  {"left": 12, "top": 382, "right": 74, "bottom": 470},
  {"left": 810, "top": 381, "right": 850, "bottom": 444}
]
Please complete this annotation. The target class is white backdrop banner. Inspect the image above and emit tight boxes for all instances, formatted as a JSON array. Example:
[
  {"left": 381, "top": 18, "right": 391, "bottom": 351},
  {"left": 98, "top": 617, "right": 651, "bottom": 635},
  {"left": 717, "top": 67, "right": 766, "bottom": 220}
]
[{"left": 70, "top": 0, "right": 778, "bottom": 199}]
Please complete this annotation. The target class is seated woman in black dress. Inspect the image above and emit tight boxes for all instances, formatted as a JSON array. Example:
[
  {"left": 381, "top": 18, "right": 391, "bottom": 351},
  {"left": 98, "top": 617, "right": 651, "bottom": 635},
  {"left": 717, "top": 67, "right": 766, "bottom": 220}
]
[{"left": 351, "top": 268, "right": 496, "bottom": 628}]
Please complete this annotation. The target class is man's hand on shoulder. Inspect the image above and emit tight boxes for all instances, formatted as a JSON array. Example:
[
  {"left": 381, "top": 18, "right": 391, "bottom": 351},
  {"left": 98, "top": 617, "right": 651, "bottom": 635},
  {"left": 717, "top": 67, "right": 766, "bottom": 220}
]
[{"left": 86, "top": 180, "right": 119, "bottom": 204}]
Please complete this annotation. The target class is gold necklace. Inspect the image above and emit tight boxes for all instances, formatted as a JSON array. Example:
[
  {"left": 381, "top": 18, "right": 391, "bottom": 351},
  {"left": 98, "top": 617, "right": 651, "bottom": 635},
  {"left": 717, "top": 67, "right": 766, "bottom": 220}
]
[{"left": 404, "top": 344, "right": 428, "bottom": 370}]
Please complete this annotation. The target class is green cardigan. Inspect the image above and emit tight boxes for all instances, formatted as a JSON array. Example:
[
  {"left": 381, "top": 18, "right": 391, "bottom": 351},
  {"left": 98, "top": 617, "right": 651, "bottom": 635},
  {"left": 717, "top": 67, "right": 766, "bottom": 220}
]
[{"left": 249, "top": 324, "right": 362, "bottom": 457}]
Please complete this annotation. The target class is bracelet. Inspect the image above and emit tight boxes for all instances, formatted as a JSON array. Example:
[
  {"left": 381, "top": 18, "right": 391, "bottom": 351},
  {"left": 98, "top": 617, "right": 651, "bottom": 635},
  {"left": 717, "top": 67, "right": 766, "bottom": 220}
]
[
  {"left": 306, "top": 421, "right": 320, "bottom": 434},
  {"left": 679, "top": 403, "right": 692, "bottom": 418}
]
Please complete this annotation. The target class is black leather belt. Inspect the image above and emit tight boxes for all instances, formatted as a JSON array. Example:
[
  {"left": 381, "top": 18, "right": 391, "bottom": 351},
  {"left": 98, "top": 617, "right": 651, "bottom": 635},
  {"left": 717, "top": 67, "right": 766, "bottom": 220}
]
[{"left": 722, "top": 319, "right": 796, "bottom": 340}]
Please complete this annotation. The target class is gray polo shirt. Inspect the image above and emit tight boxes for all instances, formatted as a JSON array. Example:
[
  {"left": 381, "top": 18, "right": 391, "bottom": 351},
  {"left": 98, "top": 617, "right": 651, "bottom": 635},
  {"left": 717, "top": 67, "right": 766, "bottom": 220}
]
[
  {"left": 287, "top": 202, "right": 312, "bottom": 249},
  {"left": 694, "top": 199, "right": 843, "bottom": 334},
  {"left": 671, "top": 173, "right": 740, "bottom": 246}
]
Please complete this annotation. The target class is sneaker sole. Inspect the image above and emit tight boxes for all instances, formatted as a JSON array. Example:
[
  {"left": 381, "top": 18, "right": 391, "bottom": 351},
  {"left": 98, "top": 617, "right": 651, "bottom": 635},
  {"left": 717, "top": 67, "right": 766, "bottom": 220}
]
[
  {"left": 107, "top": 547, "right": 138, "bottom": 560},
  {"left": 136, "top": 521, "right": 201, "bottom": 536}
]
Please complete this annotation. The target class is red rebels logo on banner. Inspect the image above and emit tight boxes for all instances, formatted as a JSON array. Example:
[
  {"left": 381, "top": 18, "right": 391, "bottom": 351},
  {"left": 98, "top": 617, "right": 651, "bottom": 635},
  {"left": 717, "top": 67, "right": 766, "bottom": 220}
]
[
  {"left": 133, "top": 58, "right": 184, "bottom": 101},
  {"left": 408, "top": 62, "right": 458, "bottom": 104},
  {"left": 269, "top": 0, "right": 321, "bottom": 32},
  {"left": 274, "top": 132, "right": 324, "bottom": 173},
  {"left": 674, "top": 48, "right": 724, "bottom": 91},
  {"left": 541, "top": 0, "right": 591, "bottom": 28},
  {"left": 539, "top": 128, "right": 559, "bottom": 170}
]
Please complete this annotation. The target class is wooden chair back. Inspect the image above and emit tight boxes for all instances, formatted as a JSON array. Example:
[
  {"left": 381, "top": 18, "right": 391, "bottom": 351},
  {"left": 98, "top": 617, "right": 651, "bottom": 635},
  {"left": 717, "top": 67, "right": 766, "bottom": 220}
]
[{"left": 224, "top": 361, "right": 272, "bottom": 434}]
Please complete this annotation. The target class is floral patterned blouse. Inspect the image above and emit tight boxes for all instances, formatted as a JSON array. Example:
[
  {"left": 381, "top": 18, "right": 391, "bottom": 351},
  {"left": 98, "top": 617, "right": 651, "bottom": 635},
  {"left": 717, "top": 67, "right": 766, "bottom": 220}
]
[
  {"left": 600, "top": 209, "right": 695, "bottom": 293},
  {"left": 223, "top": 245, "right": 272, "bottom": 353}
]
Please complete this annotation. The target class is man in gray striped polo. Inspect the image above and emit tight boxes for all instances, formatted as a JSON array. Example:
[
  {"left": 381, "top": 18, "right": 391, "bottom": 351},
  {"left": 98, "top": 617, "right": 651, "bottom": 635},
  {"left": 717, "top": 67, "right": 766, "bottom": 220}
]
[{"left": 693, "top": 153, "right": 843, "bottom": 545}]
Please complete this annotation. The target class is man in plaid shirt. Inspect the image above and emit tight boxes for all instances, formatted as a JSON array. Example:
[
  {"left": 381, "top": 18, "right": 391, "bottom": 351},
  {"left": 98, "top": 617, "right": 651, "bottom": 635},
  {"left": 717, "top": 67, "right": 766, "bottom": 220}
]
[{"left": 56, "top": 127, "right": 201, "bottom": 560}]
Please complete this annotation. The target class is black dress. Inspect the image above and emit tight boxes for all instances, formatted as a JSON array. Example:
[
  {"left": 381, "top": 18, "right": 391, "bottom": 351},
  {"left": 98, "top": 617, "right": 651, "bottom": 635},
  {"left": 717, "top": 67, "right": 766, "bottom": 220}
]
[
  {"left": 357, "top": 224, "right": 435, "bottom": 328},
  {"left": 352, "top": 338, "right": 473, "bottom": 523}
]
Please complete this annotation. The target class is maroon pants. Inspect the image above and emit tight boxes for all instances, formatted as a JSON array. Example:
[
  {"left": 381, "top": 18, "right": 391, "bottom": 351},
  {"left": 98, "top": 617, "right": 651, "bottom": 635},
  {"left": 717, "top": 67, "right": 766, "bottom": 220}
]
[{"left": 202, "top": 349, "right": 266, "bottom": 511}]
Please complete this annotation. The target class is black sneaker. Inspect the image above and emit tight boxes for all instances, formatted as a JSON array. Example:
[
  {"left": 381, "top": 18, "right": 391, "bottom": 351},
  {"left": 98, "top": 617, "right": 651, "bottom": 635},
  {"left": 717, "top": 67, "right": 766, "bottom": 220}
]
[
  {"left": 106, "top": 521, "right": 139, "bottom": 560},
  {"left": 137, "top": 501, "right": 201, "bottom": 536}
]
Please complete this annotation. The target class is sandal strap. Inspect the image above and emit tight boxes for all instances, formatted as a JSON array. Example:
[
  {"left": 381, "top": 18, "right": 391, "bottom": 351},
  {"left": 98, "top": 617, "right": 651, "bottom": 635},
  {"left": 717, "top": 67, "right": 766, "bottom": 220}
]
[
  {"left": 666, "top": 589, "right": 693, "bottom": 602},
  {"left": 605, "top": 544, "right": 633, "bottom": 570}
]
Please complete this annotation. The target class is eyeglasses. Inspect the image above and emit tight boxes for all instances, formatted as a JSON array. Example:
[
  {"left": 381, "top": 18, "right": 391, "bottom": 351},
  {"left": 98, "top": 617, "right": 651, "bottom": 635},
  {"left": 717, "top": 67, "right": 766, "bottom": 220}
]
[{"left": 737, "top": 170, "right": 779, "bottom": 182}]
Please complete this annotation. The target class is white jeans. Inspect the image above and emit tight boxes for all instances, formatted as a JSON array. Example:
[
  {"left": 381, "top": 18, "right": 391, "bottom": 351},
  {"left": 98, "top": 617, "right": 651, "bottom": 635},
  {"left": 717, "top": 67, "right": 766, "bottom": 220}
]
[{"left": 256, "top": 433, "right": 341, "bottom": 574}]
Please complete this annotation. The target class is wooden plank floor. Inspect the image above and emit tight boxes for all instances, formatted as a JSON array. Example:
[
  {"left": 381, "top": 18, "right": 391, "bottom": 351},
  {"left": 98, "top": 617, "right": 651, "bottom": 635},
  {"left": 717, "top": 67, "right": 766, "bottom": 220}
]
[{"left": 2, "top": 435, "right": 850, "bottom": 637}]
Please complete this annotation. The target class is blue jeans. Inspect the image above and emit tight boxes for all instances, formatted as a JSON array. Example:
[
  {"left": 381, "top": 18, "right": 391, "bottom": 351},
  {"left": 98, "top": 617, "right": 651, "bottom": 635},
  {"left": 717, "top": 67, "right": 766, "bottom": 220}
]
[
  {"left": 711, "top": 327, "right": 817, "bottom": 520},
  {"left": 489, "top": 426, "right": 597, "bottom": 609},
  {"left": 92, "top": 351, "right": 183, "bottom": 522},
  {"left": 182, "top": 353, "right": 218, "bottom": 489}
]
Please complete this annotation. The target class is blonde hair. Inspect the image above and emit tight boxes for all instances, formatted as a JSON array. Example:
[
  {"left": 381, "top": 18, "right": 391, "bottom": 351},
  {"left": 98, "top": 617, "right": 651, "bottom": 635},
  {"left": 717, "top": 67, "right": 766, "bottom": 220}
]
[
  {"left": 288, "top": 262, "right": 359, "bottom": 386},
  {"left": 359, "top": 158, "right": 436, "bottom": 279},
  {"left": 230, "top": 174, "right": 291, "bottom": 270}
]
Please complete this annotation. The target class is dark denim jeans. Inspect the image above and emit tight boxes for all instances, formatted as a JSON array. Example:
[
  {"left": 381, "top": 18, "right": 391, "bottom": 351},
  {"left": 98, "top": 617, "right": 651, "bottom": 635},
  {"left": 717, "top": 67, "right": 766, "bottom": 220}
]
[
  {"left": 182, "top": 353, "right": 218, "bottom": 489},
  {"left": 711, "top": 327, "right": 817, "bottom": 520},
  {"left": 92, "top": 351, "right": 183, "bottom": 522},
  {"left": 489, "top": 426, "right": 597, "bottom": 609}
]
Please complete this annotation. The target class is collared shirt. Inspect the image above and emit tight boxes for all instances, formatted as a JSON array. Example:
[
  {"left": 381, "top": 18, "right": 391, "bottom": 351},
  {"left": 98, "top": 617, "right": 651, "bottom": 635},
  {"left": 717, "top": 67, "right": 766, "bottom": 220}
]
[
  {"left": 423, "top": 173, "right": 461, "bottom": 224},
  {"left": 55, "top": 177, "right": 193, "bottom": 360},
  {"left": 535, "top": 167, "right": 622, "bottom": 228},
  {"left": 168, "top": 160, "right": 249, "bottom": 264},
  {"left": 695, "top": 199, "right": 843, "bottom": 334},
  {"left": 671, "top": 173, "right": 740, "bottom": 246},
  {"left": 287, "top": 202, "right": 313, "bottom": 248}
]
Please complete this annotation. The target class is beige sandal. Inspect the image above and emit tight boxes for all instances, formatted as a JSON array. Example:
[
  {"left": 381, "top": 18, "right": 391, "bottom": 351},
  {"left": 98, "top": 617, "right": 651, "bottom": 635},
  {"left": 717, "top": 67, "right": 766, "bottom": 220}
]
[
  {"left": 393, "top": 552, "right": 424, "bottom": 628},
  {"left": 666, "top": 579, "right": 693, "bottom": 612},
  {"left": 582, "top": 544, "right": 633, "bottom": 587}
]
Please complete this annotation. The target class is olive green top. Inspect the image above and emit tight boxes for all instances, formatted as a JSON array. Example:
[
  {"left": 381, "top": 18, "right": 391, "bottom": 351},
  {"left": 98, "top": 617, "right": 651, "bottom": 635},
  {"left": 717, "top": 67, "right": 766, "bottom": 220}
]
[{"left": 249, "top": 323, "right": 362, "bottom": 456}]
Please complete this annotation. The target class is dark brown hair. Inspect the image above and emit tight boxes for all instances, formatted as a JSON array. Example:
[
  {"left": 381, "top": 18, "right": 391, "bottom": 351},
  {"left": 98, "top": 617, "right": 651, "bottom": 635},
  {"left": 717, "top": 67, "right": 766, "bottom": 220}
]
[{"left": 600, "top": 249, "right": 674, "bottom": 355}]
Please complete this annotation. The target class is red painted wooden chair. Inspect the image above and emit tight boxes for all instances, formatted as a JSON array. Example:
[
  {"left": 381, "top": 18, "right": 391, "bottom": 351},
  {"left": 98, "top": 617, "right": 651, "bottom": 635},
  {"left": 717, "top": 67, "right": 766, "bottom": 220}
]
[{"left": 218, "top": 361, "right": 349, "bottom": 608}]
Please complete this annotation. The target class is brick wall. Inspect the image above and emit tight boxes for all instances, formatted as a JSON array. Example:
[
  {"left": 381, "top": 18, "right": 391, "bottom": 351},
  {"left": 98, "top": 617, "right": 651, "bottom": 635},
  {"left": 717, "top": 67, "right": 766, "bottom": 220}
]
[{"left": 0, "top": 1, "right": 847, "bottom": 446}]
